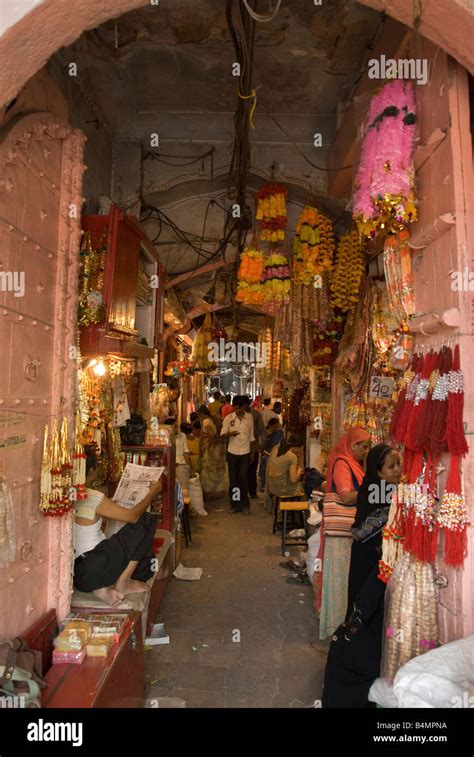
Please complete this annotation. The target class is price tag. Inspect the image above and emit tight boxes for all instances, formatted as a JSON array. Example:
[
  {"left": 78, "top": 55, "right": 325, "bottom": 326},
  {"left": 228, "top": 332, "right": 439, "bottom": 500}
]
[{"left": 369, "top": 376, "right": 395, "bottom": 399}]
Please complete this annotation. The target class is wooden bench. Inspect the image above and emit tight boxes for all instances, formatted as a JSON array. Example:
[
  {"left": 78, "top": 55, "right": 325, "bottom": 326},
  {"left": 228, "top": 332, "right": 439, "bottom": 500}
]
[{"left": 24, "top": 609, "right": 145, "bottom": 708}]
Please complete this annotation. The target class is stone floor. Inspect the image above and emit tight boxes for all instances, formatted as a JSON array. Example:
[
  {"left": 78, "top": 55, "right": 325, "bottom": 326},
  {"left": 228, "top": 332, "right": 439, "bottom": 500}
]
[{"left": 144, "top": 494, "right": 330, "bottom": 708}]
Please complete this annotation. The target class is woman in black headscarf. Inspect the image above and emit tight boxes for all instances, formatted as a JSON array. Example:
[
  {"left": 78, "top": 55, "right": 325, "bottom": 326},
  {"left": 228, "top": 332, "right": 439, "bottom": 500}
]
[
  {"left": 321, "top": 444, "right": 402, "bottom": 708},
  {"left": 347, "top": 444, "right": 402, "bottom": 612}
]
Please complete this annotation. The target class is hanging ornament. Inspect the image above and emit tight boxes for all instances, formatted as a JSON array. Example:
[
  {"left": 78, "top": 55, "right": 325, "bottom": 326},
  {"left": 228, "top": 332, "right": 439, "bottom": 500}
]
[
  {"left": 438, "top": 455, "right": 469, "bottom": 568},
  {"left": 40, "top": 419, "right": 74, "bottom": 517},
  {"left": 378, "top": 485, "right": 405, "bottom": 583},
  {"left": 72, "top": 410, "right": 86, "bottom": 502},
  {"left": 293, "top": 206, "right": 335, "bottom": 285},
  {"left": 383, "top": 229, "right": 415, "bottom": 322},
  {"left": 236, "top": 241, "right": 265, "bottom": 306},
  {"left": 353, "top": 80, "right": 417, "bottom": 238},
  {"left": 256, "top": 183, "right": 288, "bottom": 242}
]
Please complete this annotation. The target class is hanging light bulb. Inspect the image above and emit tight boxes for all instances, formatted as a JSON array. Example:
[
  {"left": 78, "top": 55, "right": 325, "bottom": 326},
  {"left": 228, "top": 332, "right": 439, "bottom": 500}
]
[{"left": 93, "top": 360, "right": 106, "bottom": 377}]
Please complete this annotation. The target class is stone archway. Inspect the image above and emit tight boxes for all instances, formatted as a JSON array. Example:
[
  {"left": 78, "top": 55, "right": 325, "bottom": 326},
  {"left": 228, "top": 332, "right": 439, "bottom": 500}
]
[{"left": 0, "top": 0, "right": 473, "bottom": 111}]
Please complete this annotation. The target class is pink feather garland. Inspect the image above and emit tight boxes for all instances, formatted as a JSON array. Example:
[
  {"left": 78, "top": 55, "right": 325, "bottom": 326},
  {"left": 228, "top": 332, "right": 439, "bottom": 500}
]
[{"left": 353, "top": 80, "right": 417, "bottom": 237}]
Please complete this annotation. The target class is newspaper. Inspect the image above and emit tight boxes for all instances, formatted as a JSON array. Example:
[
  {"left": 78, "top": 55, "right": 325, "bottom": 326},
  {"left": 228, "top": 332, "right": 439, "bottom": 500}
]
[{"left": 104, "top": 462, "right": 164, "bottom": 538}]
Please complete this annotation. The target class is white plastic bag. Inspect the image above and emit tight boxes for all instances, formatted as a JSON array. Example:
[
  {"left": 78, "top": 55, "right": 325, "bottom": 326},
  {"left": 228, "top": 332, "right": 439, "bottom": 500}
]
[
  {"left": 189, "top": 474, "right": 207, "bottom": 516},
  {"left": 305, "top": 532, "right": 321, "bottom": 583},
  {"left": 393, "top": 635, "right": 474, "bottom": 708}
]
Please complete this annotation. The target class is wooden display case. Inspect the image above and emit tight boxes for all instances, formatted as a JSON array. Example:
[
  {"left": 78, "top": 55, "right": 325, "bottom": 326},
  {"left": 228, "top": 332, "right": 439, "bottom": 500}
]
[{"left": 80, "top": 203, "right": 166, "bottom": 357}]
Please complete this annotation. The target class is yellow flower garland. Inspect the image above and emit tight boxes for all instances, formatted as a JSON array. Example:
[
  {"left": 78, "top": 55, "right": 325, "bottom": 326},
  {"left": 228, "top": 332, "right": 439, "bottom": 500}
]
[
  {"left": 331, "top": 229, "right": 366, "bottom": 312},
  {"left": 293, "top": 206, "right": 335, "bottom": 285}
]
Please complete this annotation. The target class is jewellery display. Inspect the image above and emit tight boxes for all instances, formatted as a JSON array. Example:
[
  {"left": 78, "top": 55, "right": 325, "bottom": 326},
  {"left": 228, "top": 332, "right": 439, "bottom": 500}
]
[{"left": 78, "top": 232, "right": 106, "bottom": 325}]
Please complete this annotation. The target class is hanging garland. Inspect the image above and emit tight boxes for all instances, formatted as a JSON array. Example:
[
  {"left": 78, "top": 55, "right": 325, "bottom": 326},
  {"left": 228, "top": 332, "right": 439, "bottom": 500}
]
[
  {"left": 353, "top": 80, "right": 417, "bottom": 238},
  {"left": 40, "top": 419, "right": 74, "bottom": 517},
  {"left": 383, "top": 229, "right": 415, "bottom": 323},
  {"left": 191, "top": 313, "right": 217, "bottom": 372},
  {"left": 293, "top": 206, "right": 335, "bottom": 285},
  {"left": 236, "top": 241, "right": 266, "bottom": 306},
  {"left": 78, "top": 232, "right": 106, "bottom": 326},
  {"left": 262, "top": 250, "right": 291, "bottom": 314},
  {"left": 72, "top": 410, "right": 86, "bottom": 502},
  {"left": 256, "top": 183, "right": 288, "bottom": 242},
  {"left": 331, "top": 228, "right": 366, "bottom": 312}
]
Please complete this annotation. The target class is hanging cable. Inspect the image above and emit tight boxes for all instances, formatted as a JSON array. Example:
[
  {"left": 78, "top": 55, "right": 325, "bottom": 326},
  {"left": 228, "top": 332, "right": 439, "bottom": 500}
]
[{"left": 243, "top": 0, "right": 282, "bottom": 23}]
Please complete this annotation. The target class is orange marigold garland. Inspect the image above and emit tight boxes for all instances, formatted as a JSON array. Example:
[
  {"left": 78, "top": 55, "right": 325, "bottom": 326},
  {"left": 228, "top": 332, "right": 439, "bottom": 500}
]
[
  {"left": 256, "top": 183, "right": 288, "bottom": 242},
  {"left": 236, "top": 242, "right": 265, "bottom": 306},
  {"left": 331, "top": 229, "right": 366, "bottom": 311},
  {"left": 293, "top": 206, "right": 335, "bottom": 285}
]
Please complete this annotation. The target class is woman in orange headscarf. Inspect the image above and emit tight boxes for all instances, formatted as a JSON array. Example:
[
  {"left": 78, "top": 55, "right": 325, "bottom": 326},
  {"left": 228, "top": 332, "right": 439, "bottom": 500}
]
[{"left": 316, "top": 427, "right": 371, "bottom": 639}]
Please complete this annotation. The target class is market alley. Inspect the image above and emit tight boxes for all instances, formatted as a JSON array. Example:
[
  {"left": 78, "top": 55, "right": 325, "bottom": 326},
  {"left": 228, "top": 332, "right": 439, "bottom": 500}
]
[{"left": 145, "top": 498, "right": 329, "bottom": 708}]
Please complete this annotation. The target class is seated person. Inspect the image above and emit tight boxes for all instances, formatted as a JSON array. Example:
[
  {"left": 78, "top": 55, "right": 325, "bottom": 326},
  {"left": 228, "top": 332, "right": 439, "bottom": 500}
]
[
  {"left": 259, "top": 418, "right": 284, "bottom": 492},
  {"left": 267, "top": 433, "right": 305, "bottom": 500},
  {"left": 73, "top": 446, "right": 162, "bottom": 608}
]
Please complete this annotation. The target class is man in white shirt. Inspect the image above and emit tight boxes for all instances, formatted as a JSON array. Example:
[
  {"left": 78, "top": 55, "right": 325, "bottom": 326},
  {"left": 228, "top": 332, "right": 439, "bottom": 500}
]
[
  {"left": 261, "top": 398, "right": 279, "bottom": 427},
  {"left": 164, "top": 418, "right": 191, "bottom": 493},
  {"left": 221, "top": 395, "right": 254, "bottom": 514}
]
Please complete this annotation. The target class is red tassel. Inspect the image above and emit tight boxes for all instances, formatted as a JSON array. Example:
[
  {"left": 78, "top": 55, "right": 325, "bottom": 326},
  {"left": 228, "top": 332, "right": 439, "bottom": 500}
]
[
  {"left": 404, "top": 351, "right": 434, "bottom": 450},
  {"left": 429, "top": 347, "right": 452, "bottom": 457},
  {"left": 417, "top": 350, "right": 442, "bottom": 451},
  {"left": 403, "top": 507, "right": 415, "bottom": 553},
  {"left": 439, "top": 455, "right": 469, "bottom": 568},
  {"left": 396, "top": 354, "right": 424, "bottom": 444},
  {"left": 444, "top": 526, "right": 468, "bottom": 568},
  {"left": 444, "top": 345, "right": 469, "bottom": 457},
  {"left": 410, "top": 518, "right": 425, "bottom": 561},
  {"left": 408, "top": 450, "right": 424, "bottom": 482},
  {"left": 390, "top": 354, "right": 417, "bottom": 440}
]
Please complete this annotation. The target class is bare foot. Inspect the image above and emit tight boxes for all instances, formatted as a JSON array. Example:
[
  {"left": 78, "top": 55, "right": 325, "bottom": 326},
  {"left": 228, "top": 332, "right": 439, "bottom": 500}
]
[
  {"left": 93, "top": 587, "right": 125, "bottom": 608},
  {"left": 115, "top": 578, "right": 150, "bottom": 595}
]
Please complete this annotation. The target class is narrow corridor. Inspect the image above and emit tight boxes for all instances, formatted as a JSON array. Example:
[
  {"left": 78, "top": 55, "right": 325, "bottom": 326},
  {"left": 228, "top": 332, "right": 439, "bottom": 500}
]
[{"left": 145, "top": 497, "right": 329, "bottom": 708}]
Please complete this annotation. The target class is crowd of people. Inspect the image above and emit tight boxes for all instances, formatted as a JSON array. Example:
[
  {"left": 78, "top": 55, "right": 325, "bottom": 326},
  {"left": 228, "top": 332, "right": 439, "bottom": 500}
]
[
  {"left": 177, "top": 392, "right": 289, "bottom": 514},
  {"left": 173, "top": 395, "right": 402, "bottom": 709}
]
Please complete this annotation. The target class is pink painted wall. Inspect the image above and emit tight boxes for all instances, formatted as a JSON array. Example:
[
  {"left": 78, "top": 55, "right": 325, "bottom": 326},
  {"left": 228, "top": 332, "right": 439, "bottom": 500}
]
[
  {"left": 411, "top": 40, "right": 474, "bottom": 640},
  {"left": 0, "top": 73, "right": 85, "bottom": 638}
]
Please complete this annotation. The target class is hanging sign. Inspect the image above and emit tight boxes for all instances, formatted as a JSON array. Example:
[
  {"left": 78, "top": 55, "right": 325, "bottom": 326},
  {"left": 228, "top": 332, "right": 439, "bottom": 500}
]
[{"left": 369, "top": 375, "right": 395, "bottom": 399}]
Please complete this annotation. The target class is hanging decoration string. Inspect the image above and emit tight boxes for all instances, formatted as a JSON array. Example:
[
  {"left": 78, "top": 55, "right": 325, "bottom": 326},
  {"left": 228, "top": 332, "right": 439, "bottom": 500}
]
[
  {"left": 238, "top": 88, "right": 258, "bottom": 130},
  {"left": 243, "top": 0, "right": 282, "bottom": 23}
]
